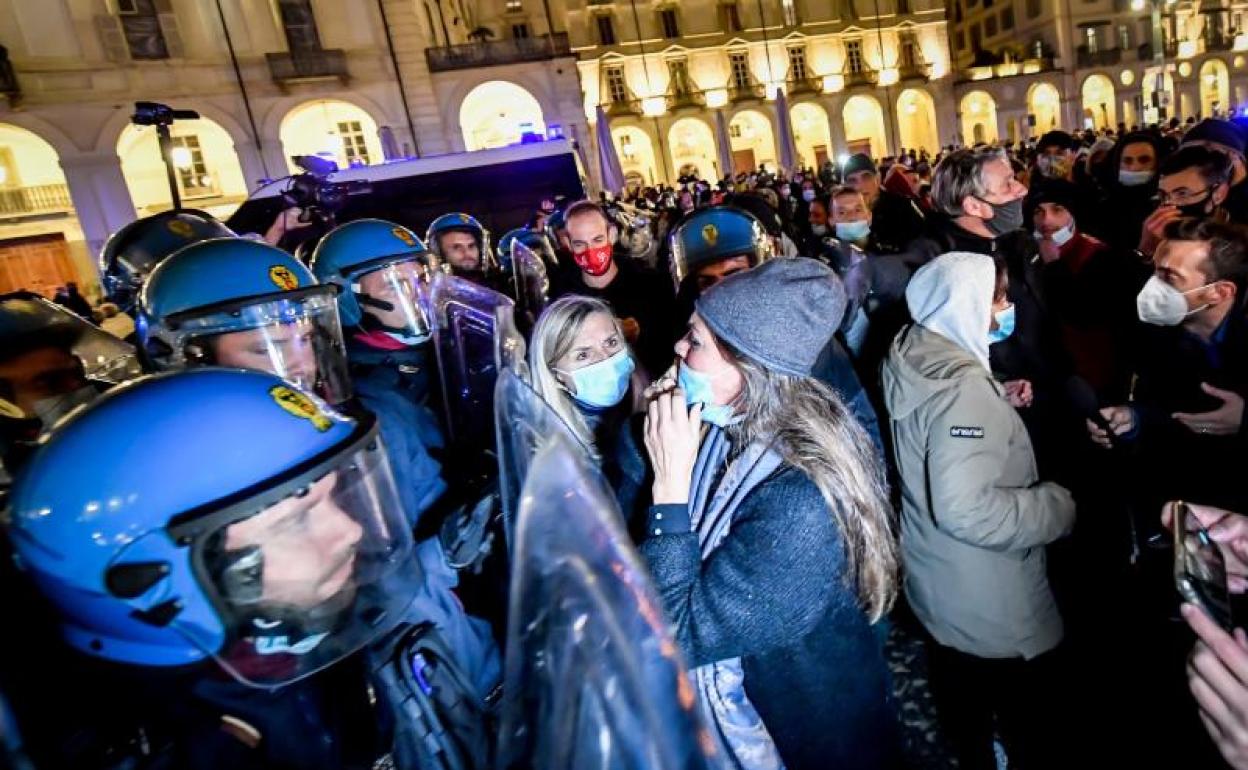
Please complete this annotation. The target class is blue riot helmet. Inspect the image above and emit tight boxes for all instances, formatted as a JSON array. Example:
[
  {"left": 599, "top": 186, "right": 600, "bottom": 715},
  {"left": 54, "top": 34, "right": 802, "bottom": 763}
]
[
  {"left": 496, "top": 227, "right": 558, "bottom": 273},
  {"left": 138, "top": 238, "right": 353, "bottom": 404},
  {"left": 99, "top": 209, "right": 235, "bottom": 312},
  {"left": 425, "top": 212, "right": 496, "bottom": 274},
  {"left": 668, "top": 205, "right": 773, "bottom": 290},
  {"left": 310, "top": 219, "right": 434, "bottom": 345},
  {"left": 6, "top": 368, "right": 418, "bottom": 687}
]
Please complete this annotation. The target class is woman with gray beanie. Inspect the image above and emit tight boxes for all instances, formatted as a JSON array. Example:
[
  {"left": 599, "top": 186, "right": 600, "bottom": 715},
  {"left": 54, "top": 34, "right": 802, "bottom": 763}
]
[{"left": 641, "top": 257, "right": 901, "bottom": 769}]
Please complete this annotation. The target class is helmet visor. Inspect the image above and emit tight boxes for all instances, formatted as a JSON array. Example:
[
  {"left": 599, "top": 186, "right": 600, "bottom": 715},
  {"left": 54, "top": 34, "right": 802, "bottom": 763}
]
[
  {"left": 356, "top": 261, "right": 433, "bottom": 344},
  {"left": 179, "top": 291, "right": 353, "bottom": 405},
  {"left": 185, "top": 441, "right": 416, "bottom": 687}
]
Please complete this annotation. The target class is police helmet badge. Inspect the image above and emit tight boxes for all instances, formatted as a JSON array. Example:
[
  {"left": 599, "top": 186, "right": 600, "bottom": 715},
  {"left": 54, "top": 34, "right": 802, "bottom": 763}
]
[
  {"left": 167, "top": 219, "right": 194, "bottom": 238},
  {"left": 269, "top": 385, "right": 333, "bottom": 432},
  {"left": 701, "top": 223, "right": 719, "bottom": 247},
  {"left": 268, "top": 265, "right": 300, "bottom": 290},
  {"left": 392, "top": 227, "right": 417, "bottom": 247}
]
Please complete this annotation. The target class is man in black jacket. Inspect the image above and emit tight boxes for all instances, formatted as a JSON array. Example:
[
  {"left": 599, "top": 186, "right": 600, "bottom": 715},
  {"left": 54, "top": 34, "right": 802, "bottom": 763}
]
[{"left": 843, "top": 153, "right": 925, "bottom": 251}]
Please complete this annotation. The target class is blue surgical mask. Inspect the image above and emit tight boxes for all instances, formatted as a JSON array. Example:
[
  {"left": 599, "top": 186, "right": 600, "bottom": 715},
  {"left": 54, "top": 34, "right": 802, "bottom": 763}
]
[
  {"left": 989, "top": 303, "right": 1016, "bottom": 344},
  {"left": 677, "top": 362, "right": 736, "bottom": 426},
  {"left": 1034, "top": 223, "right": 1075, "bottom": 247},
  {"left": 1119, "top": 168, "right": 1153, "bottom": 187},
  {"left": 835, "top": 220, "right": 871, "bottom": 243},
  {"left": 802, "top": 189, "right": 817, "bottom": 202},
  {"left": 560, "top": 349, "right": 635, "bottom": 409}
]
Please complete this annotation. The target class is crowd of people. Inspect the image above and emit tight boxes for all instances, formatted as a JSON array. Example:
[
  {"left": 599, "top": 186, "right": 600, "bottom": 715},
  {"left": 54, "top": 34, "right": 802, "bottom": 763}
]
[{"left": 5, "top": 115, "right": 1248, "bottom": 769}]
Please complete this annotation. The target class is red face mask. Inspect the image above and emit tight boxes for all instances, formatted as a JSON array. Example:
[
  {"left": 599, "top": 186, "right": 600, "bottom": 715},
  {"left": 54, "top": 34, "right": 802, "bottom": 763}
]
[{"left": 574, "top": 242, "right": 614, "bottom": 276}]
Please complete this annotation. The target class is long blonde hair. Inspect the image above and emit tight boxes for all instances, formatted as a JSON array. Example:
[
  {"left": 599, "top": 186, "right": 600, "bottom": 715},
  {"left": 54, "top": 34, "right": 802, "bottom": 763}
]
[
  {"left": 527, "top": 295, "right": 632, "bottom": 453},
  {"left": 725, "top": 344, "right": 899, "bottom": 622}
]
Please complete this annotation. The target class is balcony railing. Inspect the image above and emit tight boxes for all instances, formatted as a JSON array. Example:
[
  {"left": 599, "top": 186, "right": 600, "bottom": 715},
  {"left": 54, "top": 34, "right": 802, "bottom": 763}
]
[
  {"left": 961, "top": 55, "right": 1056, "bottom": 82},
  {"left": 786, "top": 75, "right": 822, "bottom": 95},
  {"left": 266, "top": 49, "right": 348, "bottom": 85},
  {"left": 0, "top": 184, "right": 74, "bottom": 218},
  {"left": 426, "top": 32, "right": 573, "bottom": 73},
  {"left": 728, "top": 82, "right": 766, "bottom": 102},
  {"left": 898, "top": 61, "right": 932, "bottom": 81},
  {"left": 843, "top": 67, "right": 879, "bottom": 87},
  {"left": 1137, "top": 40, "right": 1179, "bottom": 60},
  {"left": 1205, "top": 33, "right": 1235, "bottom": 51},
  {"left": 602, "top": 95, "right": 641, "bottom": 116},
  {"left": 665, "top": 88, "right": 706, "bottom": 110},
  {"left": 1076, "top": 47, "right": 1123, "bottom": 67}
]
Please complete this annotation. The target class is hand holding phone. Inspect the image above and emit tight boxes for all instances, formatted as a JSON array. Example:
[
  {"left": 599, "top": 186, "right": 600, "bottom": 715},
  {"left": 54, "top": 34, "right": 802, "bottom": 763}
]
[{"left": 1174, "top": 501, "right": 1237, "bottom": 632}]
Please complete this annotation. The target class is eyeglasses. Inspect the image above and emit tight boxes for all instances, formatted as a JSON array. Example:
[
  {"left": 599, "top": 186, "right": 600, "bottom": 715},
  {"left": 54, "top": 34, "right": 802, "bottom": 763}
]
[{"left": 1155, "top": 186, "right": 1214, "bottom": 206}]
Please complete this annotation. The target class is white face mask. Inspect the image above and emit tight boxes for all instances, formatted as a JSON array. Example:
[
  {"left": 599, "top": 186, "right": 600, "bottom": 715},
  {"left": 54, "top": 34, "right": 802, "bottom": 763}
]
[
  {"left": 810, "top": 223, "right": 829, "bottom": 237},
  {"left": 1035, "top": 223, "right": 1075, "bottom": 247},
  {"left": 1136, "top": 275, "right": 1214, "bottom": 326}
]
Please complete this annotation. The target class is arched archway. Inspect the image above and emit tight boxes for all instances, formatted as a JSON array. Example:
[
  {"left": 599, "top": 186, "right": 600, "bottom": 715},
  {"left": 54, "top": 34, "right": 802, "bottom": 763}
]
[
  {"left": 1028, "top": 82, "right": 1062, "bottom": 134},
  {"left": 612, "top": 126, "right": 658, "bottom": 186},
  {"left": 896, "top": 89, "right": 938, "bottom": 154},
  {"left": 117, "top": 118, "right": 249, "bottom": 216},
  {"left": 279, "top": 100, "right": 385, "bottom": 173},
  {"left": 668, "top": 118, "right": 718, "bottom": 181},
  {"left": 790, "top": 102, "right": 833, "bottom": 170},
  {"left": 843, "top": 95, "right": 888, "bottom": 158},
  {"left": 959, "top": 91, "right": 998, "bottom": 145},
  {"left": 1081, "top": 74, "right": 1116, "bottom": 130},
  {"left": 459, "top": 80, "right": 547, "bottom": 151},
  {"left": 729, "top": 109, "right": 777, "bottom": 173},
  {"left": 1201, "top": 59, "right": 1231, "bottom": 118}
]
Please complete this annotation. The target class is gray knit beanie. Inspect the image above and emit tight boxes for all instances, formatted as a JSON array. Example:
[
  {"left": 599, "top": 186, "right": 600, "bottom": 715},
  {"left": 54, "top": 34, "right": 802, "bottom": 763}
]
[{"left": 694, "top": 257, "right": 847, "bottom": 377}]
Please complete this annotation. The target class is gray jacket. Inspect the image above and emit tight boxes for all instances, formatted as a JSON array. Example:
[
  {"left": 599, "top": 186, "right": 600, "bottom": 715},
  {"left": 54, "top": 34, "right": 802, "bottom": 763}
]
[{"left": 881, "top": 324, "right": 1075, "bottom": 659}]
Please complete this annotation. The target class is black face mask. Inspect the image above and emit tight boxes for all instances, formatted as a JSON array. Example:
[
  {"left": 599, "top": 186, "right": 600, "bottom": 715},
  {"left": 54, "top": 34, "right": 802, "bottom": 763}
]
[
  {"left": 979, "top": 197, "right": 1025, "bottom": 236},
  {"left": 1177, "top": 195, "right": 1215, "bottom": 220}
]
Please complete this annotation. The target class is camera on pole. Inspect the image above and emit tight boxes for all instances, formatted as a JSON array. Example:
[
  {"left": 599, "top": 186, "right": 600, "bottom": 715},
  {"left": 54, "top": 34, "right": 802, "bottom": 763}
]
[{"left": 130, "top": 101, "right": 200, "bottom": 211}]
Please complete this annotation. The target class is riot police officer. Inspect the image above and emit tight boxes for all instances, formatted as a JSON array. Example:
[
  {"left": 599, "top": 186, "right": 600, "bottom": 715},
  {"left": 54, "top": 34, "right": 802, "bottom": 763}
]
[
  {"left": 425, "top": 212, "right": 499, "bottom": 288},
  {"left": 99, "top": 208, "right": 235, "bottom": 317},
  {"left": 3, "top": 368, "right": 491, "bottom": 769}
]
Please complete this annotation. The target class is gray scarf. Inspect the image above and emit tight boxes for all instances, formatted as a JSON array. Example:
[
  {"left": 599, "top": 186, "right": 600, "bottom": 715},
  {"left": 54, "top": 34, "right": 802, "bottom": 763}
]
[{"left": 689, "top": 425, "right": 786, "bottom": 770}]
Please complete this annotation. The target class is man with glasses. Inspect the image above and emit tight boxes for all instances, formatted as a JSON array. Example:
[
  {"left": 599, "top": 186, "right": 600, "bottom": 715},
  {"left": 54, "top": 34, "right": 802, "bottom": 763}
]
[{"left": 1139, "top": 145, "right": 1238, "bottom": 260}]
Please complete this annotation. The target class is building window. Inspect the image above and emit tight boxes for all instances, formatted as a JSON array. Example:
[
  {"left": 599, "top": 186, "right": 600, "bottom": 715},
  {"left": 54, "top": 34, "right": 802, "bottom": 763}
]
[
  {"left": 667, "top": 58, "right": 694, "bottom": 93},
  {"left": 719, "top": 1, "right": 742, "bottom": 32},
  {"left": 1085, "top": 26, "right": 1098, "bottom": 53},
  {"left": 955, "top": 29, "right": 966, "bottom": 50},
  {"left": 781, "top": 0, "right": 798, "bottom": 26},
  {"left": 970, "top": 23, "right": 981, "bottom": 51},
  {"left": 605, "top": 66, "right": 628, "bottom": 102},
  {"left": 659, "top": 8, "right": 680, "bottom": 39},
  {"left": 729, "top": 123, "right": 742, "bottom": 138},
  {"left": 118, "top": 0, "right": 169, "bottom": 60},
  {"left": 277, "top": 0, "right": 323, "bottom": 52},
  {"left": 900, "top": 36, "right": 920, "bottom": 68},
  {"left": 1001, "top": 8, "right": 1014, "bottom": 30},
  {"left": 985, "top": 15, "right": 997, "bottom": 37},
  {"left": 172, "top": 136, "right": 211, "bottom": 196},
  {"left": 787, "top": 46, "right": 808, "bottom": 80},
  {"left": 512, "top": 23, "right": 529, "bottom": 38},
  {"left": 983, "top": 0, "right": 993, "bottom": 8},
  {"left": 337, "top": 121, "right": 371, "bottom": 166},
  {"left": 845, "top": 39, "right": 864, "bottom": 72},
  {"left": 596, "top": 14, "right": 616, "bottom": 46},
  {"left": 1026, "top": 0, "right": 1041, "bottom": 18},
  {"left": 729, "top": 50, "right": 752, "bottom": 87},
  {"left": 505, "top": 0, "right": 523, "bottom": 9},
  {"left": 1118, "top": 24, "right": 1130, "bottom": 50},
  {"left": 897, "top": 0, "right": 911, "bottom": 13}
]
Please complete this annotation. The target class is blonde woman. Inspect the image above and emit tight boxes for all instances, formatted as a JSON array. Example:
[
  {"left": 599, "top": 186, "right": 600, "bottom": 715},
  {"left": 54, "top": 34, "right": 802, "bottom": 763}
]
[
  {"left": 528, "top": 295, "right": 650, "bottom": 526},
  {"left": 642, "top": 258, "right": 900, "bottom": 769}
]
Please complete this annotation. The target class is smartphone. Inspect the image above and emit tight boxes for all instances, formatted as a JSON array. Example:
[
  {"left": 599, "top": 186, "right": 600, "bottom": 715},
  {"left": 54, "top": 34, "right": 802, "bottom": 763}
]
[{"left": 1173, "top": 501, "right": 1236, "bottom": 631}]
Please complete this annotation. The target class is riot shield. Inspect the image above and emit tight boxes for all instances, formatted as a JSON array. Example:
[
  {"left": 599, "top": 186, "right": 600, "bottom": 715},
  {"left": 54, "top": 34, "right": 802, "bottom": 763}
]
[
  {"left": 426, "top": 272, "right": 523, "bottom": 451},
  {"left": 508, "top": 239, "right": 549, "bottom": 335},
  {"left": 496, "top": 432, "right": 718, "bottom": 770},
  {"left": 492, "top": 369, "right": 584, "bottom": 549},
  {"left": 0, "top": 292, "right": 142, "bottom": 385}
]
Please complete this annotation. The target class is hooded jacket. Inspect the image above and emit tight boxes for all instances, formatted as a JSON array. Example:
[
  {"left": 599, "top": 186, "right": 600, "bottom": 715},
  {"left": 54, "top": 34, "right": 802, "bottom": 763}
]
[{"left": 881, "top": 252, "right": 1076, "bottom": 659}]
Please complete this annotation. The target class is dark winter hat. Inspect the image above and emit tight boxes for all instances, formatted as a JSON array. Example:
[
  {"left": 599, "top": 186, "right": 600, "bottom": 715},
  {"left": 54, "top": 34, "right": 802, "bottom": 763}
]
[
  {"left": 1024, "top": 177, "right": 1086, "bottom": 225},
  {"left": 1183, "top": 118, "right": 1247, "bottom": 157},
  {"left": 842, "top": 153, "right": 878, "bottom": 177},
  {"left": 1037, "top": 130, "right": 1077, "bottom": 153},
  {"left": 695, "top": 257, "right": 847, "bottom": 378}
]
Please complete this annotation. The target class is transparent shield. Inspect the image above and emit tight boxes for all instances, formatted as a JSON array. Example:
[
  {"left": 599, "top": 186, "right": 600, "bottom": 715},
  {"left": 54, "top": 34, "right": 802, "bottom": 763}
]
[
  {"left": 0, "top": 292, "right": 143, "bottom": 385},
  {"left": 426, "top": 272, "right": 519, "bottom": 450},
  {"left": 182, "top": 439, "right": 419, "bottom": 688},
  {"left": 509, "top": 239, "right": 550, "bottom": 334},
  {"left": 357, "top": 260, "right": 433, "bottom": 345},
  {"left": 497, "top": 433, "right": 718, "bottom": 770},
  {"left": 492, "top": 369, "right": 583, "bottom": 548}
]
